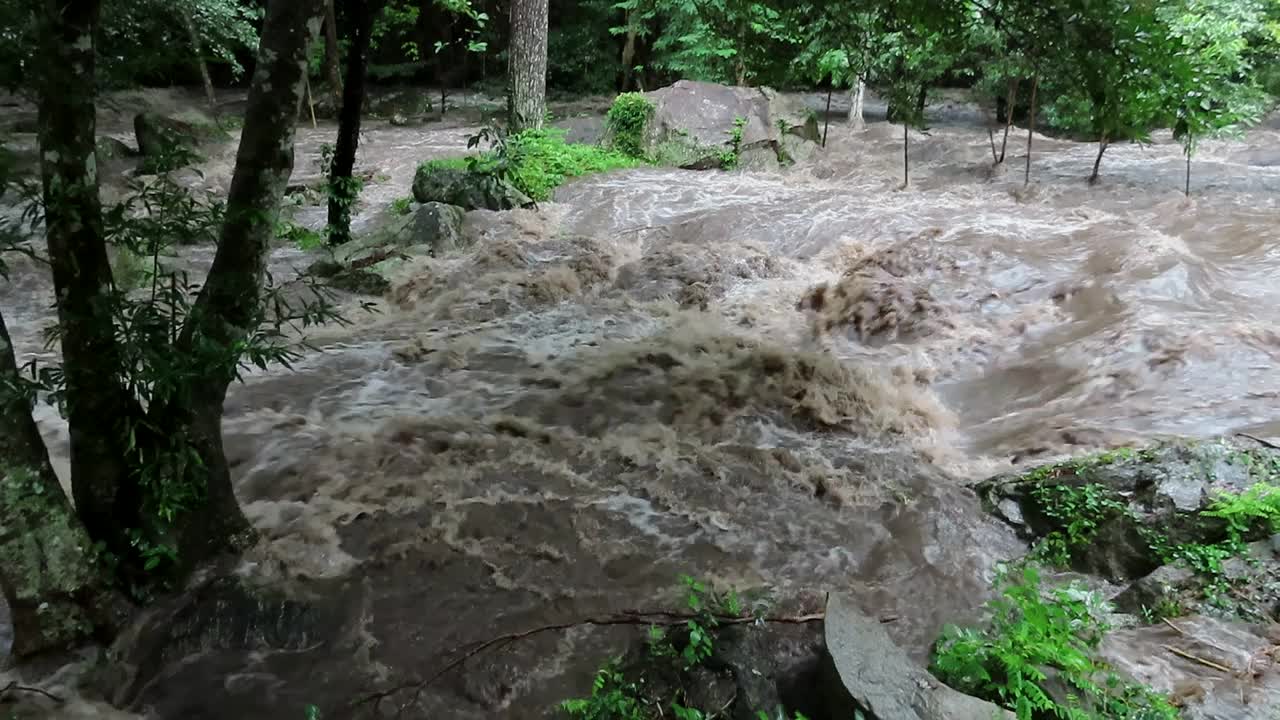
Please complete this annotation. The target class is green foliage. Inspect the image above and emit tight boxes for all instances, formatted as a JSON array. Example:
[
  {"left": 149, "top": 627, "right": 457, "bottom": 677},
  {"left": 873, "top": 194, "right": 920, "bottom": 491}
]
[
  {"left": 561, "top": 575, "right": 800, "bottom": 720},
  {"left": 93, "top": 0, "right": 260, "bottom": 88},
  {"left": 276, "top": 219, "right": 325, "bottom": 251},
  {"left": 424, "top": 127, "right": 643, "bottom": 203},
  {"left": 391, "top": 196, "right": 415, "bottom": 216},
  {"left": 932, "top": 564, "right": 1179, "bottom": 720},
  {"left": 718, "top": 116, "right": 748, "bottom": 170},
  {"left": 1030, "top": 483, "right": 1129, "bottom": 567},
  {"left": 318, "top": 143, "right": 365, "bottom": 247},
  {"left": 606, "top": 93, "right": 656, "bottom": 159}
]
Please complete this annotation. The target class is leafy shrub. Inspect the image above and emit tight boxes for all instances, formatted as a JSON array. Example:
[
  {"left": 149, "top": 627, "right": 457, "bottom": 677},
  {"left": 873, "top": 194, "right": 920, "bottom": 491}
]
[
  {"left": 607, "top": 93, "right": 656, "bottom": 159},
  {"left": 391, "top": 195, "right": 414, "bottom": 216},
  {"left": 419, "top": 128, "right": 642, "bottom": 202},
  {"left": 931, "top": 564, "right": 1178, "bottom": 720}
]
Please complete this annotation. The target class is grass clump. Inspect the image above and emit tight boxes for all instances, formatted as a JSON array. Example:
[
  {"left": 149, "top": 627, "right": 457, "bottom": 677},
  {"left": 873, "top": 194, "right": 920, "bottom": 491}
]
[
  {"left": 932, "top": 563, "right": 1179, "bottom": 720},
  {"left": 606, "top": 92, "right": 655, "bottom": 159},
  {"left": 419, "top": 127, "right": 642, "bottom": 203}
]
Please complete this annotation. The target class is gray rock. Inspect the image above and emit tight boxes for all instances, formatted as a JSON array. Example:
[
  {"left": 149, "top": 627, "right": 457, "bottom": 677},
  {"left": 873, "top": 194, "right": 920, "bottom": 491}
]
[
  {"left": 134, "top": 111, "right": 228, "bottom": 172},
  {"left": 1112, "top": 564, "right": 1197, "bottom": 615},
  {"left": 366, "top": 88, "right": 433, "bottom": 118},
  {"left": 328, "top": 268, "right": 390, "bottom": 296},
  {"left": 411, "top": 165, "right": 531, "bottom": 211},
  {"left": 737, "top": 141, "right": 781, "bottom": 172},
  {"left": 821, "top": 593, "right": 1014, "bottom": 720},
  {"left": 638, "top": 81, "right": 823, "bottom": 170},
  {"left": 780, "top": 134, "right": 820, "bottom": 165},
  {"left": 976, "top": 437, "right": 1280, "bottom": 582},
  {"left": 96, "top": 136, "right": 137, "bottom": 162},
  {"left": 387, "top": 202, "right": 467, "bottom": 254}
]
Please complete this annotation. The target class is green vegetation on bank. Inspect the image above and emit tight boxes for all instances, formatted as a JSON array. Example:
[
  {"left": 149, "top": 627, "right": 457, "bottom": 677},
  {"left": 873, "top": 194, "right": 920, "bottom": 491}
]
[
  {"left": 418, "top": 127, "right": 643, "bottom": 202},
  {"left": 932, "top": 563, "right": 1179, "bottom": 720},
  {"left": 1006, "top": 444, "right": 1280, "bottom": 616}
]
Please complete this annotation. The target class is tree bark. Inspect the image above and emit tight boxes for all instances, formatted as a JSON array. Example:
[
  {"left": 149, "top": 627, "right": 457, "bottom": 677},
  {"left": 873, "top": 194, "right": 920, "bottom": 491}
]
[
  {"left": 181, "top": 8, "right": 217, "bottom": 108},
  {"left": 902, "top": 122, "right": 909, "bottom": 186},
  {"left": 848, "top": 78, "right": 865, "bottom": 131},
  {"left": 620, "top": 11, "right": 638, "bottom": 92},
  {"left": 1024, "top": 75, "right": 1038, "bottom": 186},
  {"left": 324, "top": 0, "right": 343, "bottom": 106},
  {"left": 822, "top": 85, "right": 832, "bottom": 148},
  {"left": 0, "top": 310, "right": 129, "bottom": 658},
  {"left": 1184, "top": 142, "right": 1193, "bottom": 197},
  {"left": 999, "top": 77, "right": 1018, "bottom": 164},
  {"left": 1088, "top": 135, "right": 1109, "bottom": 185},
  {"left": 328, "top": 0, "right": 379, "bottom": 246},
  {"left": 507, "top": 0, "right": 549, "bottom": 132},
  {"left": 170, "top": 0, "right": 327, "bottom": 563},
  {"left": 35, "top": 0, "right": 149, "bottom": 568}
]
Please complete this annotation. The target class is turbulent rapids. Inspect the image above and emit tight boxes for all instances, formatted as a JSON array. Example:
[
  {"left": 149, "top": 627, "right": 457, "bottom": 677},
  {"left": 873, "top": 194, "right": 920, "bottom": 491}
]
[{"left": 1, "top": 86, "right": 1279, "bottom": 718}]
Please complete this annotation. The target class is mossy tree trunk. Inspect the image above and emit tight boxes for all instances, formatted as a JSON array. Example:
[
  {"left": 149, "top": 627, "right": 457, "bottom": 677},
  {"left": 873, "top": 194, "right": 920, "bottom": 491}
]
[
  {"left": 168, "top": 0, "right": 326, "bottom": 565},
  {"left": 507, "top": 0, "right": 548, "bottom": 132},
  {"left": 27, "top": 0, "right": 324, "bottom": 595},
  {"left": 327, "top": 0, "right": 379, "bottom": 247},
  {"left": 0, "top": 310, "right": 128, "bottom": 658}
]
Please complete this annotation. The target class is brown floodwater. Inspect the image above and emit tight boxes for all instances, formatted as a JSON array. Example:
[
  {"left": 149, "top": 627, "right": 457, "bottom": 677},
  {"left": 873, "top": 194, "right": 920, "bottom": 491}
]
[{"left": 1, "top": 87, "right": 1278, "bottom": 717}]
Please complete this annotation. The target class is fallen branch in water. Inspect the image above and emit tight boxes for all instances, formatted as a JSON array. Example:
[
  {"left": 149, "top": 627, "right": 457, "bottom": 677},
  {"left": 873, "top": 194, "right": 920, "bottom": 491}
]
[
  {"left": 1235, "top": 432, "right": 1280, "bottom": 450},
  {"left": 0, "top": 681, "right": 64, "bottom": 704},
  {"left": 1163, "top": 645, "right": 1234, "bottom": 674},
  {"left": 351, "top": 608, "right": 860, "bottom": 716}
]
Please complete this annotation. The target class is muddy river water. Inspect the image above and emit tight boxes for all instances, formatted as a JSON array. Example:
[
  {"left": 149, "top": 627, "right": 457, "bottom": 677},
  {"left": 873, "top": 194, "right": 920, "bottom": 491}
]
[{"left": 1, "top": 89, "right": 1279, "bottom": 717}]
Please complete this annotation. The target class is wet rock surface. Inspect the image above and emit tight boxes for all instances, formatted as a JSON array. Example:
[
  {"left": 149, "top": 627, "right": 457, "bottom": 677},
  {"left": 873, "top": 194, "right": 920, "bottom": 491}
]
[
  {"left": 412, "top": 165, "right": 532, "bottom": 211},
  {"left": 821, "top": 594, "right": 1013, "bottom": 720},
  {"left": 133, "top": 110, "right": 229, "bottom": 172},
  {"left": 385, "top": 201, "right": 468, "bottom": 254}
]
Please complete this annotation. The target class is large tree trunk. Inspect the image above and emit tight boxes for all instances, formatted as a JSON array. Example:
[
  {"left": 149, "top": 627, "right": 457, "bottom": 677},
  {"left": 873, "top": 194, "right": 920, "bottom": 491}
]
[
  {"left": 182, "top": 8, "right": 218, "bottom": 108},
  {"left": 327, "top": 0, "right": 379, "bottom": 247},
  {"left": 620, "top": 12, "right": 638, "bottom": 92},
  {"left": 507, "top": 0, "right": 548, "bottom": 132},
  {"left": 848, "top": 78, "right": 865, "bottom": 131},
  {"left": 0, "top": 311, "right": 128, "bottom": 658},
  {"left": 168, "top": 0, "right": 326, "bottom": 564},
  {"left": 36, "top": 0, "right": 149, "bottom": 570},
  {"left": 323, "top": 0, "right": 343, "bottom": 106}
]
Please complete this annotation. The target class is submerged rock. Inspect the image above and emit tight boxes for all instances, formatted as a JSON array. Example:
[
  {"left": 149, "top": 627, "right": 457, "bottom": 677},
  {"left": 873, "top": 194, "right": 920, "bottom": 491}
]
[
  {"left": 820, "top": 593, "right": 1014, "bottom": 720},
  {"left": 411, "top": 165, "right": 531, "bottom": 211}
]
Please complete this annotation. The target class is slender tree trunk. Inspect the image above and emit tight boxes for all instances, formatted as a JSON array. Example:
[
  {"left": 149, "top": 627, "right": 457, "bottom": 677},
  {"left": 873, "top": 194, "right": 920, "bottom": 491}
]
[
  {"left": 36, "top": 0, "right": 149, "bottom": 569},
  {"left": 734, "top": 56, "right": 746, "bottom": 87},
  {"left": 620, "top": 12, "right": 637, "bottom": 92},
  {"left": 323, "top": 0, "right": 343, "bottom": 106},
  {"left": 848, "top": 77, "right": 865, "bottom": 131},
  {"left": 327, "top": 0, "right": 378, "bottom": 246},
  {"left": 507, "top": 0, "right": 549, "bottom": 132},
  {"left": 903, "top": 122, "right": 909, "bottom": 186},
  {"left": 1024, "top": 75, "right": 1038, "bottom": 186},
  {"left": 1088, "top": 135, "right": 1109, "bottom": 185},
  {"left": 0, "top": 310, "right": 128, "bottom": 658},
  {"left": 999, "top": 77, "right": 1018, "bottom": 164},
  {"left": 1184, "top": 143, "right": 1193, "bottom": 197},
  {"left": 182, "top": 8, "right": 217, "bottom": 108},
  {"left": 822, "top": 85, "right": 832, "bottom": 148},
  {"left": 167, "top": 0, "right": 327, "bottom": 565}
]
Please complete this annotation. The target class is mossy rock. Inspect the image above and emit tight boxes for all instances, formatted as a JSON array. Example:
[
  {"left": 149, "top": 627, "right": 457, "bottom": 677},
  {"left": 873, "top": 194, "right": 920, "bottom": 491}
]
[
  {"left": 976, "top": 437, "right": 1280, "bottom": 581},
  {"left": 134, "top": 111, "right": 229, "bottom": 172},
  {"left": 411, "top": 165, "right": 530, "bottom": 211}
]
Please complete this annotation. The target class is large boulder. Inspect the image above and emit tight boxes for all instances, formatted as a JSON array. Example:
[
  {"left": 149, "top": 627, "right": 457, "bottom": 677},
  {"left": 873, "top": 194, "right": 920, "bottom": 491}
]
[
  {"left": 636, "top": 80, "right": 821, "bottom": 169},
  {"left": 384, "top": 201, "right": 468, "bottom": 255},
  {"left": 821, "top": 593, "right": 1014, "bottom": 720},
  {"left": 411, "top": 165, "right": 531, "bottom": 211},
  {"left": 134, "top": 110, "right": 229, "bottom": 172}
]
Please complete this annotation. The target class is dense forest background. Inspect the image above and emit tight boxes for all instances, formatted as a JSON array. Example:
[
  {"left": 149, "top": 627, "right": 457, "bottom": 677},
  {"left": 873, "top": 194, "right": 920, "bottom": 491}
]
[{"left": 4, "top": 0, "right": 1279, "bottom": 141}]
